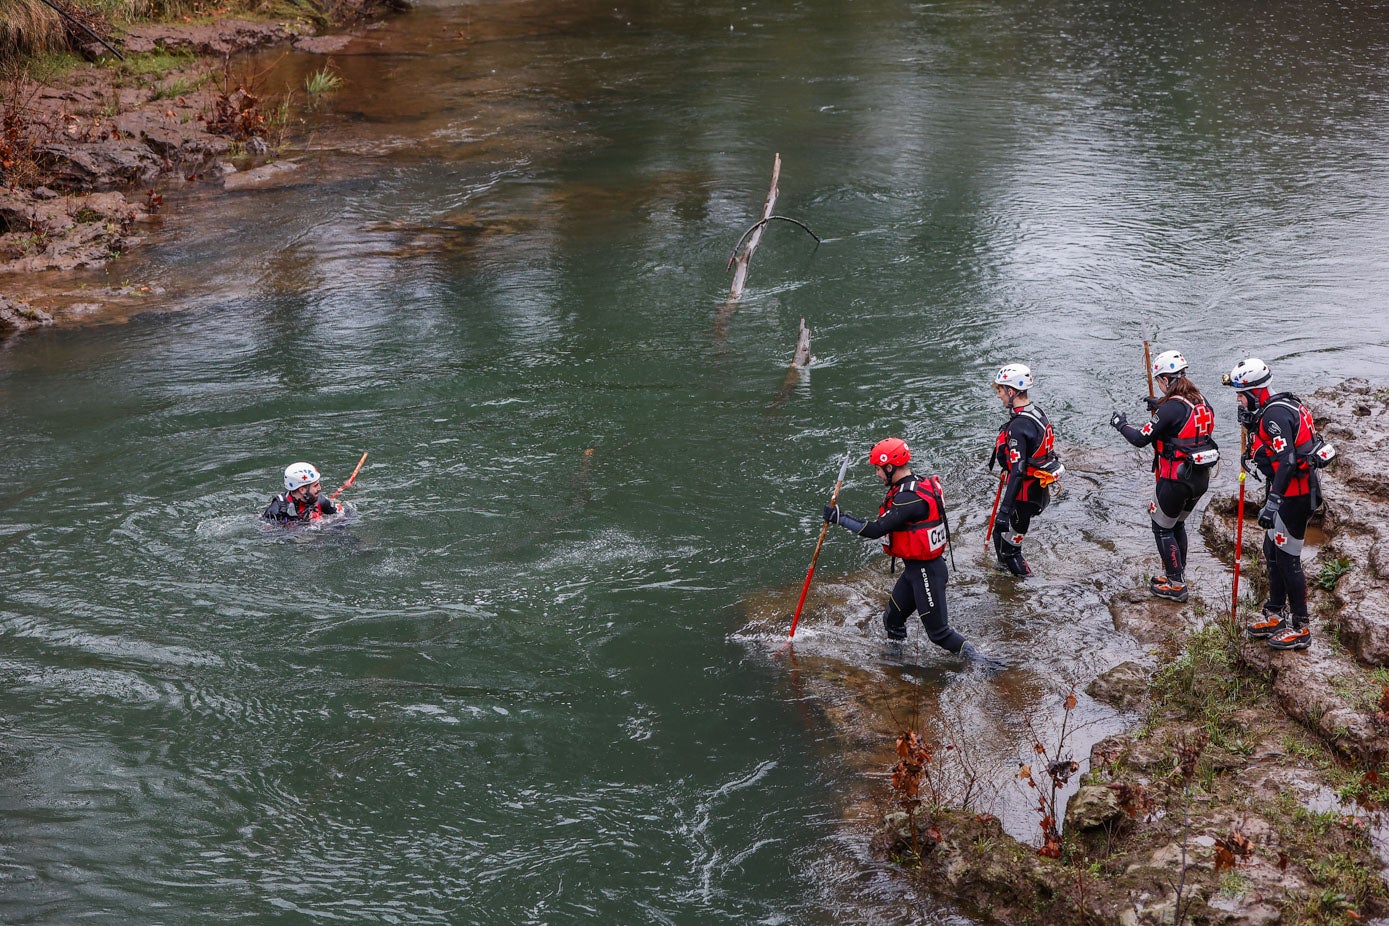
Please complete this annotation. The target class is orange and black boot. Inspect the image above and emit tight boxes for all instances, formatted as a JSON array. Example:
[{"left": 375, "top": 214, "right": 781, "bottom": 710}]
[
  {"left": 1244, "top": 608, "right": 1286, "bottom": 639},
  {"left": 1149, "top": 576, "right": 1189, "bottom": 603},
  {"left": 1268, "top": 616, "right": 1311, "bottom": 651}
]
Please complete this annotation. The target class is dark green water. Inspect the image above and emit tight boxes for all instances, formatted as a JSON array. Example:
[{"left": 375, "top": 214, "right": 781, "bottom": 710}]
[{"left": 4, "top": 0, "right": 1389, "bottom": 922}]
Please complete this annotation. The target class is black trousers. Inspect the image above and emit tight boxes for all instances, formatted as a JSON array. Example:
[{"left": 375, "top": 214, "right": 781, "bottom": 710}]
[{"left": 883, "top": 557, "right": 964, "bottom": 653}]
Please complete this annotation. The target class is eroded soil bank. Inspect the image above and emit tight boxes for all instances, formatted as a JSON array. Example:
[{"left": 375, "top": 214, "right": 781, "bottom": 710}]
[
  {"left": 757, "top": 379, "right": 1389, "bottom": 925},
  {"left": 0, "top": 5, "right": 398, "bottom": 336}
]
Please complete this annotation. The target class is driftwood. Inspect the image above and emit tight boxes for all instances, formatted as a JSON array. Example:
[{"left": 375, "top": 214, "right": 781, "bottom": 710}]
[
  {"left": 768, "top": 319, "right": 813, "bottom": 413},
  {"left": 791, "top": 317, "right": 811, "bottom": 368},
  {"left": 726, "top": 153, "right": 781, "bottom": 303}
]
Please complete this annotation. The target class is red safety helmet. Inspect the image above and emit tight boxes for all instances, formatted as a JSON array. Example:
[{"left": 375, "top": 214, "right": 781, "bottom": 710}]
[{"left": 868, "top": 438, "right": 911, "bottom": 468}]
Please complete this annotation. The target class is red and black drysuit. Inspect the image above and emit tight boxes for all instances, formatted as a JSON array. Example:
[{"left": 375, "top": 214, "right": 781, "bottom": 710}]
[
  {"left": 1114, "top": 396, "right": 1218, "bottom": 581},
  {"left": 832, "top": 472, "right": 963, "bottom": 653},
  {"left": 262, "top": 492, "right": 338, "bottom": 525},
  {"left": 989, "top": 404, "right": 1056, "bottom": 575},
  {"left": 1245, "top": 392, "right": 1322, "bottom": 622}
]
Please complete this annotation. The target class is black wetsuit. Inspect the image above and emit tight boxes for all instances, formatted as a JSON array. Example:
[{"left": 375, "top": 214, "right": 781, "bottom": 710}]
[
  {"left": 991, "top": 404, "right": 1054, "bottom": 572},
  {"left": 1115, "top": 395, "right": 1217, "bottom": 581},
  {"left": 1248, "top": 393, "right": 1322, "bottom": 620},
  {"left": 263, "top": 492, "right": 338, "bottom": 524},
  {"left": 849, "top": 473, "right": 963, "bottom": 654}
]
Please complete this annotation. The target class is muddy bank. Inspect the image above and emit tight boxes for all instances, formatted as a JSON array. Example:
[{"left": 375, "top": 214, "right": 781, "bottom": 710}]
[
  {"left": 0, "top": 8, "right": 399, "bottom": 337},
  {"left": 767, "top": 379, "right": 1389, "bottom": 924}
]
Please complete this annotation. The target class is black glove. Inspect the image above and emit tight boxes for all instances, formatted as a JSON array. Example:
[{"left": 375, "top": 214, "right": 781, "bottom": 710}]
[
  {"left": 959, "top": 641, "right": 1010, "bottom": 670},
  {"left": 1258, "top": 493, "right": 1283, "bottom": 529},
  {"left": 1143, "top": 396, "right": 1161, "bottom": 412},
  {"left": 1109, "top": 411, "right": 1127, "bottom": 430},
  {"left": 823, "top": 504, "right": 839, "bottom": 524}
]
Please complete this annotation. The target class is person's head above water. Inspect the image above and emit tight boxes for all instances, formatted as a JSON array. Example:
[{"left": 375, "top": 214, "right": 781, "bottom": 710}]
[{"left": 283, "top": 462, "right": 322, "bottom": 501}]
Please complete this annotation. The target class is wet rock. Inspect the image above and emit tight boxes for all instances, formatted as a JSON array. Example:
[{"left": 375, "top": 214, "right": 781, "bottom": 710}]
[
  {"left": 122, "top": 20, "right": 295, "bottom": 57},
  {"left": 36, "top": 142, "right": 162, "bottom": 191},
  {"left": 294, "top": 34, "right": 358, "bottom": 54},
  {"left": 1108, "top": 587, "right": 1196, "bottom": 645},
  {"left": 1086, "top": 661, "right": 1150, "bottom": 712},
  {"left": 0, "top": 296, "right": 54, "bottom": 335},
  {"left": 222, "top": 159, "right": 304, "bottom": 191},
  {"left": 1239, "top": 632, "right": 1387, "bottom": 763},
  {"left": 1065, "top": 785, "right": 1128, "bottom": 832}
]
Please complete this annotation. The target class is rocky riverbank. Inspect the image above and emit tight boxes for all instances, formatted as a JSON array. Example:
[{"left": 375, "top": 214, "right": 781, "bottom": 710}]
[
  {"left": 897, "top": 379, "right": 1389, "bottom": 924},
  {"left": 0, "top": 4, "right": 400, "bottom": 337},
  {"left": 757, "top": 379, "right": 1389, "bottom": 925}
]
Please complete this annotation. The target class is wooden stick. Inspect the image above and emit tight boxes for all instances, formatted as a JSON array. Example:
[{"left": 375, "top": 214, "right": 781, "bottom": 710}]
[
  {"left": 1143, "top": 323, "right": 1155, "bottom": 398},
  {"left": 330, "top": 452, "right": 368, "bottom": 500},
  {"left": 789, "top": 450, "right": 852, "bottom": 638},
  {"left": 727, "top": 153, "right": 781, "bottom": 303}
]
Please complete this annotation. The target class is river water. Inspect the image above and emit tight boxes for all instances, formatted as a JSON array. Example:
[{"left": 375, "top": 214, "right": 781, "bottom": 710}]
[{"left": 4, "top": 0, "right": 1389, "bottom": 922}]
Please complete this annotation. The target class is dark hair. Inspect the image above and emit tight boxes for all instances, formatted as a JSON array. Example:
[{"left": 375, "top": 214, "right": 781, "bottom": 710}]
[{"left": 1158, "top": 375, "right": 1205, "bottom": 407}]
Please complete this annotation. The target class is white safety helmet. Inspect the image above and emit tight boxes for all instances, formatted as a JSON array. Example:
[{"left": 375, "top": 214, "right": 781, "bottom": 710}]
[
  {"left": 1151, "top": 350, "right": 1188, "bottom": 379},
  {"left": 284, "top": 462, "right": 322, "bottom": 492},
  {"left": 1224, "top": 358, "right": 1272, "bottom": 392},
  {"left": 993, "top": 363, "right": 1034, "bottom": 391}
]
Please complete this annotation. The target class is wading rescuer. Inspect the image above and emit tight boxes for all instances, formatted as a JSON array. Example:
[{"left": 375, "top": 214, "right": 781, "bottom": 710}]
[
  {"left": 824, "top": 438, "right": 1005, "bottom": 668},
  {"left": 263, "top": 462, "right": 339, "bottom": 525},
  {"left": 989, "top": 364, "right": 1063, "bottom": 576},
  {"left": 1226, "top": 359, "right": 1335, "bottom": 651},
  {"left": 1110, "top": 350, "right": 1219, "bottom": 602}
]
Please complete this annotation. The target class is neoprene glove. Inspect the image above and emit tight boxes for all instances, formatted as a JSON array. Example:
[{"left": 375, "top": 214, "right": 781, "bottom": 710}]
[
  {"left": 837, "top": 511, "right": 866, "bottom": 533},
  {"left": 1110, "top": 411, "right": 1127, "bottom": 430},
  {"left": 1143, "top": 396, "right": 1162, "bottom": 412},
  {"left": 823, "top": 504, "right": 838, "bottom": 524},
  {"left": 1258, "top": 493, "right": 1283, "bottom": 529}
]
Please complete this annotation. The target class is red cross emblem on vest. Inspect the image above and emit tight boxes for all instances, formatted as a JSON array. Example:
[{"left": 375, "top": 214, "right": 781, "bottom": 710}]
[
  {"left": 1271, "top": 436, "right": 1288, "bottom": 453},
  {"left": 1008, "top": 448, "right": 1020, "bottom": 464},
  {"left": 1274, "top": 532, "right": 1287, "bottom": 546},
  {"left": 1141, "top": 422, "right": 1153, "bottom": 436},
  {"left": 1192, "top": 404, "right": 1213, "bottom": 434}
]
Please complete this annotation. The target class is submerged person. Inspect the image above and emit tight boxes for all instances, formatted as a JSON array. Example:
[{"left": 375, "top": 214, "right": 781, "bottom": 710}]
[
  {"left": 988, "top": 363, "right": 1062, "bottom": 577},
  {"left": 262, "top": 462, "right": 339, "bottom": 525},
  {"left": 823, "top": 438, "right": 1005, "bottom": 667},
  {"left": 1226, "top": 358, "right": 1334, "bottom": 651},
  {"left": 1109, "top": 350, "right": 1220, "bottom": 602}
]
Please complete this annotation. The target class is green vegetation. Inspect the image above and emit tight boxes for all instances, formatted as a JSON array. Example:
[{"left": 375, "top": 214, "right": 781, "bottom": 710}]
[
  {"left": 1149, "top": 620, "right": 1260, "bottom": 749},
  {"left": 304, "top": 66, "right": 342, "bottom": 96},
  {"left": 1313, "top": 557, "right": 1353, "bottom": 592}
]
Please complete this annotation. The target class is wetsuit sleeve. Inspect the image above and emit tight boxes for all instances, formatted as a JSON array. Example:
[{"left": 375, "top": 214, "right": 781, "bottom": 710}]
[
  {"left": 855, "top": 493, "right": 928, "bottom": 540},
  {"left": 1000, "top": 419, "right": 1037, "bottom": 509},
  {"left": 1263, "top": 406, "right": 1301, "bottom": 498},
  {"left": 318, "top": 496, "right": 339, "bottom": 516},
  {"left": 263, "top": 497, "right": 288, "bottom": 522},
  {"left": 1116, "top": 401, "right": 1183, "bottom": 448}
]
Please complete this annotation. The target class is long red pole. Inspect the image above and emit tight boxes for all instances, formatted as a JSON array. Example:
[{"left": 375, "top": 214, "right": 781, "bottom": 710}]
[
  {"left": 330, "top": 452, "right": 368, "bottom": 500},
  {"left": 984, "top": 472, "right": 1005, "bottom": 552},
  {"left": 1231, "top": 428, "right": 1248, "bottom": 616},
  {"left": 789, "top": 451, "right": 852, "bottom": 638}
]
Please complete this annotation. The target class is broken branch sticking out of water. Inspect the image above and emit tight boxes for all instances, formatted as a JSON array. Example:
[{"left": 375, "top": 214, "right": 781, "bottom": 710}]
[{"left": 725, "top": 215, "right": 821, "bottom": 271}]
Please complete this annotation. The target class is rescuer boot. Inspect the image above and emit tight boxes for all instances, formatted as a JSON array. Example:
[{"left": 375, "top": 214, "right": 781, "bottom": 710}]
[{"left": 1149, "top": 576, "right": 1189, "bottom": 603}]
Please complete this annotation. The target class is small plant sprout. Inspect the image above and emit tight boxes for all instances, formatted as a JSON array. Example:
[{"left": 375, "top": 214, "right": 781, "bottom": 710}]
[{"left": 304, "top": 65, "right": 343, "bottom": 96}]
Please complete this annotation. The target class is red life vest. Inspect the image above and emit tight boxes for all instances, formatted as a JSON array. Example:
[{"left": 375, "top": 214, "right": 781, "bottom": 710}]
[
  {"left": 1153, "top": 397, "right": 1217, "bottom": 480},
  {"left": 878, "top": 474, "right": 948, "bottom": 561},
  {"left": 1252, "top": 394, "right": 1318, "bottom": 497}
]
